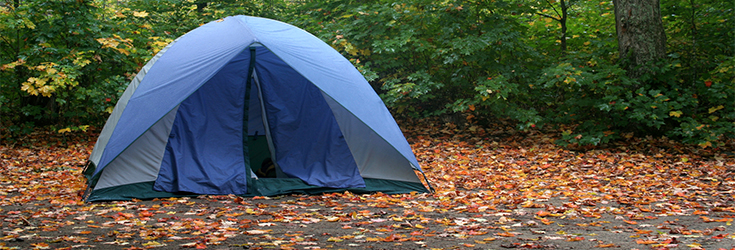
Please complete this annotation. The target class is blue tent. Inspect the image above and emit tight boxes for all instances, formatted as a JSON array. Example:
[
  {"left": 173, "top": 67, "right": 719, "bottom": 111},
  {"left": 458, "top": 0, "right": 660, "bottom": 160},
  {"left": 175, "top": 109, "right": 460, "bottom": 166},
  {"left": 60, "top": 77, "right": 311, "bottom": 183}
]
[{"left": 83, "top": 15, "right": 431, "bottom": 201}]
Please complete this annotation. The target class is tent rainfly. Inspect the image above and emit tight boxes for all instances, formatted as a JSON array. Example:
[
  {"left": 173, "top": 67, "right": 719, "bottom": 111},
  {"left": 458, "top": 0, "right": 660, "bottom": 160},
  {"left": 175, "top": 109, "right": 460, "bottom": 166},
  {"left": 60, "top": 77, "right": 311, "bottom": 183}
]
[{"left": 83, "top": 15, "right": 432, "bottom": 201}]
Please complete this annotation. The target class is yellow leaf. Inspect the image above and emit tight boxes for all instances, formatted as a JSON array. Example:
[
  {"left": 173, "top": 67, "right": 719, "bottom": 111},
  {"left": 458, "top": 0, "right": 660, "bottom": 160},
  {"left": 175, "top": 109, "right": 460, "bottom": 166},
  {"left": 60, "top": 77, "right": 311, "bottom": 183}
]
[
  {"left": 669, "top": 110, "right": 682, "bottom": 117},
  {"left": 142, "top": 241, "right": 163, "bottom": 247},
  {"left": 116, "top": 48, "right": 131, "bottom": 56},
  {"left": 584, "top": 41, "right": 591, "bottom": 45},
  {"left": 709, "top": 105, "right": 724, "bottom": 113},
  {"left": 133, "top": 11, "right": 149, "bottom": 18},
  {"left": 58, "top": 128, "right": 72, "bottom": 133},
  {"left": 21, "top": 81, "right": 33, "bottom": 92},
  {"left": 245, "top": 229, "right": 270, "bottom": 235}
]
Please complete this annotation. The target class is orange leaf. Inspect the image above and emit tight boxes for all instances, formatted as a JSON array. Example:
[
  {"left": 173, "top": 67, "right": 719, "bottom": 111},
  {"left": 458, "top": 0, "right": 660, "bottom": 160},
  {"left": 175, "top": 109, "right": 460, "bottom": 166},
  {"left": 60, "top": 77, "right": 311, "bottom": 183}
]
[
  {"left": 468, "top": 230, "right": 487, "bottom": 235},
  {"left": 538, "top": 218, "right": 554, "bottom": 225},
  {"left": 693, "top": 210, "right": 709, "bottom": 215},
  {"left": 596, "top": 243, "right": 616, "bottom": 247},
  {"left": 712, "top": 233, "right": 729, "bottom": 239},
  {"left": 635, "top": 239, "right": 657, "bottom": 244},
  {"left": 566, "top": 236, "right": 584, "bottom": 242},
  {"left": 31, "top": 243, "right": 50, "bottom": 249},
  {"left": 495, "top": 232, "right": 516, "bottom": 237},
  {"left": 138, "top": 211, "right": 154, "bottom": 217}
]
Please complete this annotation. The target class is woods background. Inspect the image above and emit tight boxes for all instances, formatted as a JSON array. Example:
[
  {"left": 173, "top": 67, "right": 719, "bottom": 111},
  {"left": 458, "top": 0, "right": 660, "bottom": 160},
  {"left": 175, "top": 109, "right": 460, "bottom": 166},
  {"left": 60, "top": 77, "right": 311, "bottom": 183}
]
[{"left": 1, "top": 0, "right": 733, "bottom": 147}]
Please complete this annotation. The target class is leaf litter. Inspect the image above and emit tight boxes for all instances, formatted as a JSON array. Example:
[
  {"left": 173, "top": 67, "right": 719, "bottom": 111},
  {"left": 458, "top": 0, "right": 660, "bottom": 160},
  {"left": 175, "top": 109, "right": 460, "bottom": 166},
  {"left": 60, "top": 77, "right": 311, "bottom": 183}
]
[{"left": 1, "top": 121, "right": 735, "bottom": 249}]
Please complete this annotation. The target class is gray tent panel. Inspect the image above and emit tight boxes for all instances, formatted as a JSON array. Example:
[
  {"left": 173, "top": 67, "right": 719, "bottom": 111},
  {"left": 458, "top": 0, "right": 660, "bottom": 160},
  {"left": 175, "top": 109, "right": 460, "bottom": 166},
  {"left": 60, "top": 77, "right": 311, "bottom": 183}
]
[
  {"left": 94, "top": 106, "right": 179, "bottom": 190},
  {"left": 321, "top": 92, "right": 422, "bottom": 183},
  {"left": 89, "top": 42, "right": 176, "bottom": 167}
]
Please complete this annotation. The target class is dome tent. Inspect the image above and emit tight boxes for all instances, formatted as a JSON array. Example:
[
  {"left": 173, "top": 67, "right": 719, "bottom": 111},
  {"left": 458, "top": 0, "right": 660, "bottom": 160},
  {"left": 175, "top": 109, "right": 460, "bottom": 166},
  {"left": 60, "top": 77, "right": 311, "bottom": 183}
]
[{"left": 83, "top": 15, "right": 431, "bottom": 201}]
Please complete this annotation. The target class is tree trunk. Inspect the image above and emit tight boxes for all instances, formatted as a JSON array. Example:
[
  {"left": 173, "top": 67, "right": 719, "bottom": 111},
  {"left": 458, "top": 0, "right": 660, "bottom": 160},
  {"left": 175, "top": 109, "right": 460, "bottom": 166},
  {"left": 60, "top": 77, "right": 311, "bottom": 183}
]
[
  {"left": 613, "top": 0, "right": 667, "bottom": 79},
  {"left": 195, "top": 1, "right": 208, "bottom": 13},
  {"left": 559, "top": 0, "right": 568, "bottom": 53}
]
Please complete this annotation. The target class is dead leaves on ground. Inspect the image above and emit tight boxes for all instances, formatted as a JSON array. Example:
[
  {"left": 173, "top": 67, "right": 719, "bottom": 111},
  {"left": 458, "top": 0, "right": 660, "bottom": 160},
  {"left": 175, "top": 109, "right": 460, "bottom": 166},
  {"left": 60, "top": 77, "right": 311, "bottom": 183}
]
[{"left": 1, "top": 124, "right": 735, "bottom": 249}]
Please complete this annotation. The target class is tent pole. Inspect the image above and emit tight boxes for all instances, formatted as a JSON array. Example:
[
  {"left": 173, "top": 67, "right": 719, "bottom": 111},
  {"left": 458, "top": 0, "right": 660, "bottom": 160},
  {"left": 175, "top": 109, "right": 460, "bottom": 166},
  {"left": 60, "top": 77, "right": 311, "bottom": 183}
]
[{"left": 420, "top": 171, "right": 436, "bottom": 193}]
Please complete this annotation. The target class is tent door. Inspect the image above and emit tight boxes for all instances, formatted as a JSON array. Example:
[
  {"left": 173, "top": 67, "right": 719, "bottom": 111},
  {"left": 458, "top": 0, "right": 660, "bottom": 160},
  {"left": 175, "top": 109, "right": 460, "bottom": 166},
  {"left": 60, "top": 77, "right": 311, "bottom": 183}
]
[
  {"left": 247, "top": 63, "right": 284, "bottom": 178},
  {"left": 252, "top": 71, "right": 285, "bottom": 178}
]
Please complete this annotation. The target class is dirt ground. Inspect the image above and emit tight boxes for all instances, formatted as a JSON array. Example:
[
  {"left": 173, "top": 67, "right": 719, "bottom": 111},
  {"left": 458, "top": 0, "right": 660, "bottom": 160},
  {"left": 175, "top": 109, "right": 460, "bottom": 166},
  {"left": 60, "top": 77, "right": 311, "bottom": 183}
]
[
  {"left": 2, "top": 126, "right": 735, "bottom": 249},
  {"left": 1, "top": 191, "right": 735, "bottom": 250}
]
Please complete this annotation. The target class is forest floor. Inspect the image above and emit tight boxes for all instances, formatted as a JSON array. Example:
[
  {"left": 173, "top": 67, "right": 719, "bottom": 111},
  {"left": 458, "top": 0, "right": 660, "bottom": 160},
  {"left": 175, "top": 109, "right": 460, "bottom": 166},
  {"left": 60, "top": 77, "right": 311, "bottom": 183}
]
[{"left": 1, "top": 119, "right": 735, "bottom": 250}]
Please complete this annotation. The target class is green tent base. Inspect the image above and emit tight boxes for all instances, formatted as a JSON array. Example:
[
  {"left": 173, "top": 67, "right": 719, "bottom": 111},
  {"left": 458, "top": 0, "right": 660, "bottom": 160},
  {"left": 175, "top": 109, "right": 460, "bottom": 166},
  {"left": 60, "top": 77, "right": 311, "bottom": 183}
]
[{"left": 86, "top": 178, "right": 428, "bottom": 202}]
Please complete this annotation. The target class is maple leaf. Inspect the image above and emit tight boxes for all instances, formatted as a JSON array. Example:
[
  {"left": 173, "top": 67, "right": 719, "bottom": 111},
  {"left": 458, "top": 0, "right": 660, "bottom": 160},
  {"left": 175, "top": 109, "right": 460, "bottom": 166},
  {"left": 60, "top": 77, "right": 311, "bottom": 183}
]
[
  {"left": 31, "top": 243, "right": 50, "bottom": 249},
  {"left": 635, "top": 239, "right": 657, "bottom": 244},
  {"left": 595, "top": 243, "right": 617, "bottom": 247},
  {"left": 495, "top": 232, "right": 516, "bottom": 237},
  {"left": 245, "top": 229, "right": 271, "bottom": 235}
]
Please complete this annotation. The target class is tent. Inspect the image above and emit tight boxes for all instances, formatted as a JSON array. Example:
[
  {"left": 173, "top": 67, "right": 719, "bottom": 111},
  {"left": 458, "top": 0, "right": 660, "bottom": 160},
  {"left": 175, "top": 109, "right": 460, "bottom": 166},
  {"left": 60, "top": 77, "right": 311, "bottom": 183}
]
[{"left": 83, "top": 15, "right": 432, "bottom": 201}]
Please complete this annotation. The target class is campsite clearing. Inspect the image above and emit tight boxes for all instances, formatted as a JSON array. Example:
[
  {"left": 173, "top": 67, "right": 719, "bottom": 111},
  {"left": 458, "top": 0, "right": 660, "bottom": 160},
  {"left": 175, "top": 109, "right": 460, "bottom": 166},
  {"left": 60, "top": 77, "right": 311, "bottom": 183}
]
[{"left": 2, "top": 124, "right": 735, "bottom": 249}]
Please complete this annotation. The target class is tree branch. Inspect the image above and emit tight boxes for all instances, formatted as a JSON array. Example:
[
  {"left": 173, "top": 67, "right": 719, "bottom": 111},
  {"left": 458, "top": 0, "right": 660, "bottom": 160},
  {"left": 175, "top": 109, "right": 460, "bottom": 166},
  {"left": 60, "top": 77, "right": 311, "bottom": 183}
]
[
  {"left": 544, "top": 0, "right": 562, "bottom": 19},
  {"left": 535, "top": 12, "right": 560, "bottom": 21}
]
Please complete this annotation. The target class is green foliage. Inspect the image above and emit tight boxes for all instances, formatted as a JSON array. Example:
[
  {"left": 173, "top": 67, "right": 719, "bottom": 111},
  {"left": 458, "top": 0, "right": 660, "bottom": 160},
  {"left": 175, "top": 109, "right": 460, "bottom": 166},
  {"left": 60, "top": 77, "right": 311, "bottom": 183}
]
[
  {"left": 0, "top": 0, "right": 732, "bottom": 148},
  {"left": 289, "top": 0, "right": 540, "bottom": 119},
  {"left": 523, "top": 0, "right": 617, "bottom": 56},
  {"left": 1, "top": 0, "right": 109, "bottom": 128},
  {"left": 1, "top": 0, "right": 283, "bottom": 135},
  {"left": 541, "top": 53, "right": 734, "bottom": 147}
]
